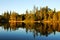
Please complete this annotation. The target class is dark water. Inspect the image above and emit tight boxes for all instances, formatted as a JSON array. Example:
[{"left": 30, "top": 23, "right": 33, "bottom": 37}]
[{"left": 0, "top": 22, "right": 60, "bottom": 40}]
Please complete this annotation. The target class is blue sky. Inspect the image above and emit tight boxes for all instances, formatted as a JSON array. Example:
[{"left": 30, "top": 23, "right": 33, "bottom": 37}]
[{"left": 0, "top": 0, "right": 60, "bottom": 15}]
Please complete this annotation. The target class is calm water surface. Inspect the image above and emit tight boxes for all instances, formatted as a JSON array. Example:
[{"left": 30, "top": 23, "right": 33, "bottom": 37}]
[{"left": 0, "top": 22, "right": 60, "bottom": 40}]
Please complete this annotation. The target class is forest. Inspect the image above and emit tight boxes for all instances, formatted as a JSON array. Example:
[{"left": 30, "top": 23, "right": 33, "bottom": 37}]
[
  {"left": 0, "top": 6, "right": 60, "bottom": 24},
  {"left": 0, "top": 6, "right": 60, "bottom": 37}
]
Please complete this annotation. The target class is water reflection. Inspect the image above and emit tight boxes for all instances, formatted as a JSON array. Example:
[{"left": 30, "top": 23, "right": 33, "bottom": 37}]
[{"left": 0, "top": 22, "right": 60, "bottom": 38}]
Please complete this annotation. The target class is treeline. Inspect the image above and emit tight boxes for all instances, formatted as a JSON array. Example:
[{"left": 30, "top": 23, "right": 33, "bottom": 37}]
[{"left": 0, "top": 6, "right": 60, "bottom": 23}]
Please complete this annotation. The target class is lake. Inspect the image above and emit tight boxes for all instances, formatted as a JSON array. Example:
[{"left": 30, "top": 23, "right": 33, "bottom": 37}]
[{"left": 0, "top": 22, "right": 60, "bottom": 40}]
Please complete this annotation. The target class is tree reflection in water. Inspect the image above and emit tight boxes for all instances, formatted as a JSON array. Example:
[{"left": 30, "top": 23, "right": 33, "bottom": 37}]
[{"left": 0, "top": 22, "right": 60, "bottom": 37}]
